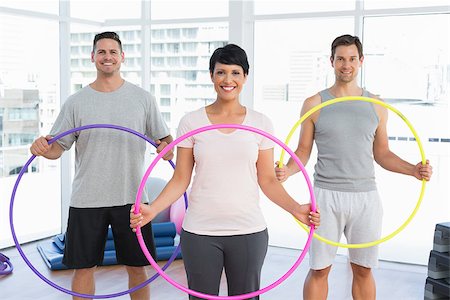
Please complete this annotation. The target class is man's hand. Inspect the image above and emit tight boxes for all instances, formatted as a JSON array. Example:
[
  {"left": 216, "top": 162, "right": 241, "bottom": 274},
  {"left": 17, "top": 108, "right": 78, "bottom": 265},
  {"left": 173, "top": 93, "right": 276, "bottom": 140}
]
[
  {"left": 30, "top": 135, "right": 53, "bottom": 156},
  {"left": 156, "top": 139, "right": 174, "bottom": 161},
  {"left": 414, "top": 159, "right": 432, "bottom": 181},
  {"left": 275, "top": 161, "right": 290, "bottom": 183}
]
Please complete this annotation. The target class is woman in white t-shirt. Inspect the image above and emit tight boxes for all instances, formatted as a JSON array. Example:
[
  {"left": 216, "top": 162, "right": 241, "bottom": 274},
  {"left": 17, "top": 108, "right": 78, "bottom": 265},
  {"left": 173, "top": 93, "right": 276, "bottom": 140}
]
[{"left": 130, "top": 44, "right": 320, "bottom": 299}]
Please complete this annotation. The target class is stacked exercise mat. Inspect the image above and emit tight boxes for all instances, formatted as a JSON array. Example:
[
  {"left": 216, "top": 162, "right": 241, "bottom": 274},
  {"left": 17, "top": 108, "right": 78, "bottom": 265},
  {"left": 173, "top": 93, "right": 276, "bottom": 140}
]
[
  {"left": 424, "top": 222, "right": 450, "bottom": 300},
  {"left": 37, "top": 222, "right": 182, "bottom": 270}
]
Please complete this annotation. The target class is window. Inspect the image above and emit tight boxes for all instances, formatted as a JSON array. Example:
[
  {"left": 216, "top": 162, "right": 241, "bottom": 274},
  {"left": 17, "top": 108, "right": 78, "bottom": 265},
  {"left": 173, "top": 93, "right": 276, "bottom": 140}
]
[
  {"left": 2, "top": 0, "right": 447, "bottom": 269},
  {"left": 0, "top": 108, "right": 3, "bottom": 146},
  {"left": 71, "top": 0, "right": 141, "bottom": 21},
  {"left": 168, "top": 71, "right": 183, "bottom": 79},
  {"left": 160, "top": 84, "right": 171, "bottom": 95},
  {"left": 81, "top": 32, "right": 92, "bottom": 42},
  {"left": 167, "top": 57, "right": 180, "bottom": 67},
  {"left": 363, "top": 14, "right": 449, "bottom": 105},
  {"left": 8, "top": 108, "right": 38, "bottom": 121},
  {"left": 9, "top": 165, "right": 37, "bottom": 176},
  {"left": 182, "top": 28, "right": 198, "bottom": 39},
  {"left": 167, "top": 43, "right": 180, "bottom": 54},
  {"left": 364, "top": 0, "right": 449, "bottom": 9},
  {"left": 153, "top": 71, "right": 169, "bottom": 79},
  {"left": 152, "top": 57, "right": 165, "bottom": 67},
  {"left": 8, "top": 133, "right": 35, "bottom": 146},
  {"left": 254, "top": 18, "right": 353, "bottom": 105},
  {"left": 183, "top": 57, "right": 198, "bottom": 67},
  {"left": 361, "top": 12, "right": 450, "bottom": 264},
  {"left": 207, "top": 41, "right": 227, "bottom": 54},
  {"left": 82, "top": 59, "right": 91, "bottom": 67},
  {"left": 160, "top": 98, "right": 171, "bottom": 106},
  {"left": 182, "top": 42, "right": 198, "bottom": 53},
  {"left": 185, "top": 71, "right": 198, "bottom": 81},
  {"left": 255, "top": 0, "right": 355, "bottom": 15},
  {"left": 149, "top": 22, "right": 228, "bottom": 137},
  {"left": 167, "top": 29, "right": 181, "bottom": 39},
  {"left": 73, "top": 83, "right": 82, "bottom": 92},
  {"left": 152, "top": 43, "right": 165, "bottom": 53},
  {"left": 123, "top": 44, "right": 135, "bottom": 53},
  {"left": 0, "top": 13, "right": 61, "bottom": 249},
  {"left": 81, "top": 46, "right": 91, "bottom": 54},
  {"left": 122, "top": 30, "right": 136, "bottom": 40},
  {"left": 70, "top": 25, "right": 142, "bottom": 90},
  {"left": 152, "top": 29, "right": 166, "bottom": 40},
  {"left": 71, "top": 59, "right": 79, "bottom": 67},
  {"left": 0, "top": 0, "right": 58, "bottom": 14},
  {"left": 151, "top": 0, "right": 228, "bottom": 20},
  {"left": 161, "top": 112, "right": 171, "bottom": 122}
]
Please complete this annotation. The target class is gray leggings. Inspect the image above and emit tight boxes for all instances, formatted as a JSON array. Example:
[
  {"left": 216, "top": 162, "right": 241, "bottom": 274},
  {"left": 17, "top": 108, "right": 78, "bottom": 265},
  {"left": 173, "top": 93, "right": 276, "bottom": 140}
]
[{"left": 180, "top": 229, "right": 269, "bottom": 300}]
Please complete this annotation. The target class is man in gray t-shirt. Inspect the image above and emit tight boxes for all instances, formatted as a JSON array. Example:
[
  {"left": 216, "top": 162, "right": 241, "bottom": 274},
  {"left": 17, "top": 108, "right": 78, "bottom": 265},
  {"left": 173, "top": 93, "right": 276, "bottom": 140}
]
[
  {"left": 30, "top": 32, "right": 173, "bottom": 299},
  {"left": 276, "top": 35, "right": 432, "bottom": 300}
]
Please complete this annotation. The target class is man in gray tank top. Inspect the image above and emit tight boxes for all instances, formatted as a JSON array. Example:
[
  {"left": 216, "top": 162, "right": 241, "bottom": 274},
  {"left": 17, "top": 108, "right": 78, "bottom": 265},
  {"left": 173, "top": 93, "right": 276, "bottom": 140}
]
[
  {"left": 30, "top": 32, "right": 173, "bottom": 300},
  {"left": 276, "top": 35, "right": 433, "bottom": 300}
]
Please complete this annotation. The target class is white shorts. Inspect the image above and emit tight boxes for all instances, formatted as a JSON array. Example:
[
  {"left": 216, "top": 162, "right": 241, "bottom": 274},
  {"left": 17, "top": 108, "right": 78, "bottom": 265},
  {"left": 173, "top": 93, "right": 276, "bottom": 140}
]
[{"left": 310, "top": 187, "right": 383, "bottom": 270}]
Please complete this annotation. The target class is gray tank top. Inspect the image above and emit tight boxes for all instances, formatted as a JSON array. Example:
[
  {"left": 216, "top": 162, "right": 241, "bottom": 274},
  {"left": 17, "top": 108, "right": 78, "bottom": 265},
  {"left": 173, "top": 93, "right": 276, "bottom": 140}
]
[{"left": 313, "top": 89, "right": 379, "bottom": 192}]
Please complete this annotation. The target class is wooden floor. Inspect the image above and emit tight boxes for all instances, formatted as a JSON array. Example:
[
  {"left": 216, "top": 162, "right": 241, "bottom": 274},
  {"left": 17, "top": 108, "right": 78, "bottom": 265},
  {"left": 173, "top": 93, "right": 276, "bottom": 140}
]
[{"left": 0, "top": 239, "right": 428, "bottom": 299}]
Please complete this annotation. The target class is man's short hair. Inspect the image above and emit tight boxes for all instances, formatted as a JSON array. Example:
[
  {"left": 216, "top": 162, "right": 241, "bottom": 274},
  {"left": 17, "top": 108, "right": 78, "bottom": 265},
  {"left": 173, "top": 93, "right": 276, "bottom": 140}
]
[
  {"left": 331, "top": 34, "right": 363, "bottom": 59},
  {"left": 92, "top": 31, "right": 123, "bottom": 52}
]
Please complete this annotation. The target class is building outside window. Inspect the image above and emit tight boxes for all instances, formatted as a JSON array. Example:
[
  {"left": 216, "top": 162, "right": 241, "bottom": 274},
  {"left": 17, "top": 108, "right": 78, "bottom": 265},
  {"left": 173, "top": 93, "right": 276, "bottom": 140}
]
[{"left": 0, "top": 12, "right": 61, "bottom": 249}]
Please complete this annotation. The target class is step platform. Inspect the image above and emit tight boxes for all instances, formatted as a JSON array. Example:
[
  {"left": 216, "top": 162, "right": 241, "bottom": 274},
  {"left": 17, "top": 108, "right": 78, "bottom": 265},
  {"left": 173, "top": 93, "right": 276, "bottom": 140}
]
[
  {"left": 425, "top": 277, "right": 450, "bottom": 300},
  {"left": 428, "top": 250, "right": 450, "bottom": 280},
  {"left": 434, "top": 222, "right": 450, "bottom": 253}
]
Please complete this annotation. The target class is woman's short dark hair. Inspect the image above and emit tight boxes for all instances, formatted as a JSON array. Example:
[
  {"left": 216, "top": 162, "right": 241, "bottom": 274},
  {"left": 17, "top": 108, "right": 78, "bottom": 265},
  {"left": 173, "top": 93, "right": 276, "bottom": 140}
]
[
  {"left": 209, "top": 44, "right": 249, "bottom": 75},
  {"left": 92, "top": 31, "right": 123, "bottom": 52},
  {"left": 331, "top": 34, "right": 363, "bottom": 59}
]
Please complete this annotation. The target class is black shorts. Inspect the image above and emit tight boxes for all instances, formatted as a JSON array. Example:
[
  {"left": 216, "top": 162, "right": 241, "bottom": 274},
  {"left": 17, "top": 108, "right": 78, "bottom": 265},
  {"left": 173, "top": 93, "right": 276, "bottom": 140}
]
[{"left": 62, "top": 204, "right": 156, "bottom": 269}]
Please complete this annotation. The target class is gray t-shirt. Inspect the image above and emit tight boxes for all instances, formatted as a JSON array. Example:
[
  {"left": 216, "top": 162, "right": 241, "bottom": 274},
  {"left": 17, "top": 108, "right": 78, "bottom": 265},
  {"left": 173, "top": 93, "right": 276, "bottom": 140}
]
[
  {"left": 50, "top": 81, "right": 170, "bottom": 208},
  {"left": 313, "top": 89, "right": 379, "bottom": 192}
]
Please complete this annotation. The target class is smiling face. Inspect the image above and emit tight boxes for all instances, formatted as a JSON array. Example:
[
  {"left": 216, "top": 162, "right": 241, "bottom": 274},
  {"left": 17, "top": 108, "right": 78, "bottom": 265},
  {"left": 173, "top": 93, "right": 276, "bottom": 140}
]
[
  {"left": 331, "top": 44, "right": 364, "bottom": 84},
  {"left": 91, "top": 38, "right": 124, "bottom": 77},
  {"left": 210, "top": 62, "right": 247, "bottom": 102}
]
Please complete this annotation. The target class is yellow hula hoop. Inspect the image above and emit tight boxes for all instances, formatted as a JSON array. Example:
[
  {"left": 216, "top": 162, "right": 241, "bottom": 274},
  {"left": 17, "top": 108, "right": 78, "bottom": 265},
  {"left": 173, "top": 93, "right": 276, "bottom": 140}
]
[{"left": 279, "top": 96, "right": 427, "bottom": 248}]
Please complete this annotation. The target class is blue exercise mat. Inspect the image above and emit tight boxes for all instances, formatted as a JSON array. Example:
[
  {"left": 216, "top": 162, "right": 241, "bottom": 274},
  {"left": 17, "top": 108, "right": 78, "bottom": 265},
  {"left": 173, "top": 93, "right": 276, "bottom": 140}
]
[
  {"left": 37, "top": 222, "right": 181, "bottom": 270},
  {"left": 53, "top": 224, "right": 176, "bottom": 251},
  {"left": 156, "top": 246, "right": 182, "bottom": 260},
  {"left": 105, "top": 222, "right": 176, "bottom": 239},
  {"left": 152, "top": 222, "right": 177, "bottom": 238},
  {"left": 37, "top": 241, "right": 117, "bottom": 270}
]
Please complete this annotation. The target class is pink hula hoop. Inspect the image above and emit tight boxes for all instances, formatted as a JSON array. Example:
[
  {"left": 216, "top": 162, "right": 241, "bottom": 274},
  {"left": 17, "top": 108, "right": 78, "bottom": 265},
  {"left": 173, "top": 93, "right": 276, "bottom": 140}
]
[{"left": 134, "top": 124, "right": 316, "bottom": 299}]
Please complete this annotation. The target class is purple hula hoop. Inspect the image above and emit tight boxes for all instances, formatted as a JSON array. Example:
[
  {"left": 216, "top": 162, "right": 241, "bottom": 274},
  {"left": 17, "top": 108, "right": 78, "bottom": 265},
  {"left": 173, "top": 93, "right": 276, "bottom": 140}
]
[
  {"left": 134, "top": 123, "right": 316, "bottom": 299},
  {"left": 0, "top": 252, "right": 13, "bottom": 275},
  {"left": 9, "top": 124, "right": 188, "bottom": 298}
]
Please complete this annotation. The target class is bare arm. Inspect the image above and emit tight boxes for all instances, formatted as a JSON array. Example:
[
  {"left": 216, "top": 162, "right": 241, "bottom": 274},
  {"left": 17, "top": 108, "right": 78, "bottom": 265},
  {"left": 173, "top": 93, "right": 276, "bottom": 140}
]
[
  {"left": 130, "top": 146, "right": 194, "bottom": 230},
  {"left": 275, "top": 94, "right": 320, "bottom": 182},
  {"left": 258, "top": 148, "right": 320, "bottom": 227},
  {"left": 30, "top": 136, "right": 65, "bottom": 160},
  {"left": 373, "top": 102, "right": 432, "bottom": 181}
]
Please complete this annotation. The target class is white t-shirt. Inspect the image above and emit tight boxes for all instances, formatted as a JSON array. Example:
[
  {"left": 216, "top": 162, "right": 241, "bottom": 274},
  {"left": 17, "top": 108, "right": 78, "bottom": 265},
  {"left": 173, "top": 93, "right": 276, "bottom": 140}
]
[{"left": 176, "top": 107, "right": 274, "bottom": 236}]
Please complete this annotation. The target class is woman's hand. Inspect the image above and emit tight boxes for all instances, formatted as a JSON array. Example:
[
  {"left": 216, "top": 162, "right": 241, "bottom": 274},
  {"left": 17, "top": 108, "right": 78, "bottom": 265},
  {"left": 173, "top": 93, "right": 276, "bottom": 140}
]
[
  {"left": 130, "top": 204, "right": 155, "bottom": 232},
  {"left": 292, "top": 204, "right": 320, "bottom": 229}
]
